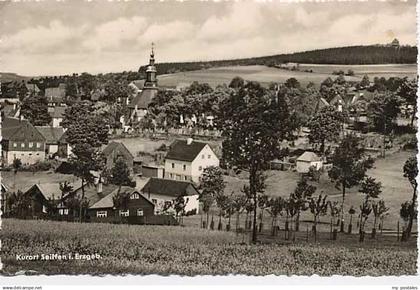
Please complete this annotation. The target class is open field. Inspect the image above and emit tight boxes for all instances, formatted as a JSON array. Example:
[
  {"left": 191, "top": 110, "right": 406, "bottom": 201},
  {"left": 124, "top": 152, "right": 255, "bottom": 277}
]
[
  {"left": 1, "top": 219, "right": 416, "bottom": 276},
  {"left": 158, "top": 64, "right": 417, "bottom": 88}
]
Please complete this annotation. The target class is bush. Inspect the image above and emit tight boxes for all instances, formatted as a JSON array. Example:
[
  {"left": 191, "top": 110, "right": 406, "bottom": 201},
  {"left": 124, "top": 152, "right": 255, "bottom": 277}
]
[{"left": 25, "top": 160, "right": 55, "bottom": 172}]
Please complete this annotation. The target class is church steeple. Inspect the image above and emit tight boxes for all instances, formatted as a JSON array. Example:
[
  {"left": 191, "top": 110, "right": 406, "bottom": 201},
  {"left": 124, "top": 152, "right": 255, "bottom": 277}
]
[{"left": 144, "top": 43, "right": 157, "bottom": 88}]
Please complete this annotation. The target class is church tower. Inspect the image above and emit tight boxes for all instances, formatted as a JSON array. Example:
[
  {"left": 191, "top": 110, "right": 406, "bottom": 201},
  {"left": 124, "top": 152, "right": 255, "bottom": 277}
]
[{"left": 144, "top": 43, "right": 158, "bottom": 88}]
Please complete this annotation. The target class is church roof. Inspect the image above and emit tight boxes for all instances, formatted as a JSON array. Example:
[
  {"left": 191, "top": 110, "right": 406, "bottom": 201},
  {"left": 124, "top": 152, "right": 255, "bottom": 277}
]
[{"left": 128, "top": 88, "right": 158, "bottom": 109}]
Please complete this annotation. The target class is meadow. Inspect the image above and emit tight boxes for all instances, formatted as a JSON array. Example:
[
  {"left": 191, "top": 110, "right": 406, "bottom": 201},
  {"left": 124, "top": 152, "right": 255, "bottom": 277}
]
[
  {"left": 1, "top": 219, "right": 417, "bottom": 276},
  {"left": 157, "top": 64, "right": 417, "bottom": 88}
]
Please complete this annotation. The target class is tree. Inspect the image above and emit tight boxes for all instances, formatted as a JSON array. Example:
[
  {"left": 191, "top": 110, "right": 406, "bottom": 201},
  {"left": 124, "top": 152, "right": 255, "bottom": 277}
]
[
  {"left": 220, "top": 81, "right": 294, "bottom": 243},
  {"left": 229, "top": 77, "right": 245, "bottom": 89},
  {"left": 308, "top": 106, "right": 344, "bottom": 154},
  {"left": 112, "top": 189, "right": 130, "bottom": 220},
  {"left": 285, "top": 78, "right": 300, "bottom": 89},
  {"left": 173, "top": 195, "right": 188, "bottom": 225},
  {"left": 328, "top": 134, "right": 374, "bottom": 232},
  {"left": 199, "top": 166, "right": 225, "bottom": 229},
  {"left": 20, "top": 94, "right": 51, "bottom": 126},
  {"left": 308, "top": 194, "right": 328, "bottom": 239},
  {"left": 232, "top": 194, "right": 248, "bottom": 231},
  {"left": 109, "top": 159, "right": 132, "bottom": 194},
  {"left": 359, "top": 74, "right": 370, "bottom": 88},
  {"left": 61, "top": 101, "right": 109, "bottom": 222},
  {"left": 359, "top": 197, "right": 373, "bottom": 242},
  {"left": 371, "top": 199, "right": 388, "bottom": 238},
  {"left": 257, "top": 194, "right": 269, "bottom": 232},
  {"left": 266, "top": 196, "right": 285, "bottom": 235},
  {"left": 402, "top": 157, "right": 418, "bottom": 239},
  {"left": 397, "top": 77, "right": 417, "bottom": 127},
  {"left": 12, "top": 158, "right": 22, "bottom": 188},
  {"left": 367, "top": 92, "right": 401, "bottom": 134},
  {"left": 290, "top": 178, "right": 316, "bottom": 231}
]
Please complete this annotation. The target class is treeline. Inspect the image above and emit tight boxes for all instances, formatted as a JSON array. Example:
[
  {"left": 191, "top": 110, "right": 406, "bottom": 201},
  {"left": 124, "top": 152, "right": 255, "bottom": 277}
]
[{"left": 139, "top": 45, "right": 417, "bottom": 75}]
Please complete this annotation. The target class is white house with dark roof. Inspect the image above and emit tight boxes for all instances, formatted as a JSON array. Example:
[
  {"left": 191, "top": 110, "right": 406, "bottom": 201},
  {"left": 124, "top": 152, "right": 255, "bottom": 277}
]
[
  {"left": 296, "top": 151, "right": 323, "bottom": 173},
  {"left": 164, "top": 138, "right": 219, "bottom": 183},
  {"left": 141, "top": 177, "right": 200, "bottom": 214}
]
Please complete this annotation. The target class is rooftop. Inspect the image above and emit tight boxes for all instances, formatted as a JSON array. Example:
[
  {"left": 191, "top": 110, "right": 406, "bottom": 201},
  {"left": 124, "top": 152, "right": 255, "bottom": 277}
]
[
  {"left": 165, "top": 139, "right": 208, "bottom": 162},
  {"left": 141, "top": 178, "right": 199, "bottom": 198}
]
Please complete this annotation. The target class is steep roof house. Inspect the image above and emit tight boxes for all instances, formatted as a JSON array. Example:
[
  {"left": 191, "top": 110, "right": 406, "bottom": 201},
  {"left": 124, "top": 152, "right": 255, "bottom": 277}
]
[
  {"left": 164, "top": 138, "right": 219, "bottom": 183},
  {"left": 1, "top": 117, "right": 46, "bottom": 166},
  {"left": 102, "top": 141, "right": 134, "bottom": 172},
  {"left": 48, "top": 106, "right": 66, "bottom": 127},
  {"left": 88, "top": 187, "right": 155, "bottom": 224},
  {"left": 141, "top": 177, "right": 200, "bottom": 215},
  {"left": 35, "top": 126, "right": 65, "bottom": 158}
]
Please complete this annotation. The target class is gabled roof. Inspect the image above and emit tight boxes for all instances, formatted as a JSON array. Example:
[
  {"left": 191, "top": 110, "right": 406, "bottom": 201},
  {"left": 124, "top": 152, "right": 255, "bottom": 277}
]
[
  {"left": 102, "top": 141, "right": 133, "bottom": 159},
  {"left": 2, "top": 117, "right": 45, "bottom": 142},
  {"left": 45, "top": 87, "right": 66, "bottom": 99},
  {"left": 129, "top": 80, "right": 144, "bottom": 91},
  {"left": 35, "top": 126, "right": 65, "bottom": 143},
  {"left": 128, "top": 88, "right": 158, "bottom": 109},
  {"left": 165, "top": 139, "right": 209, "bottom": 162},
  {"left": 26, "top": 180, "right": 83, "bottom": 201},
  {"left": 89, "top": 187, "right": 153, "bottom": 209},
  {"left": 141, "top": 178, "right": 199, "bottom": 198},
  {"left": 69, "top": 183, "right": 120, "bottom": 208},
  {"left": 297, "top": 151, "right": 321, "bottom": 162}
]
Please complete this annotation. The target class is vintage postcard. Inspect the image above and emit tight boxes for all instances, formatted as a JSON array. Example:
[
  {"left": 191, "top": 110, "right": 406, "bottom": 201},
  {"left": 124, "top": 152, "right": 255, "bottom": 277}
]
[{"left": 0, "top": 0, "right": 417, "bottom": 283}]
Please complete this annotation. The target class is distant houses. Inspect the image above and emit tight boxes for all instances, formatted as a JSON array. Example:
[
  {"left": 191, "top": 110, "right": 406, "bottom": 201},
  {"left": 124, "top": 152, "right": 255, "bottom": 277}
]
[{"left": 164, "top": 138, "right": 219, "bottom": 183}]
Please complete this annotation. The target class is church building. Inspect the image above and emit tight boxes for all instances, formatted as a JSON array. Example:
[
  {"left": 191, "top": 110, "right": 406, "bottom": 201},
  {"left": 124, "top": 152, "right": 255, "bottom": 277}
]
[{"left": 128, "top": 46, "right": 159, "bottom": 123}]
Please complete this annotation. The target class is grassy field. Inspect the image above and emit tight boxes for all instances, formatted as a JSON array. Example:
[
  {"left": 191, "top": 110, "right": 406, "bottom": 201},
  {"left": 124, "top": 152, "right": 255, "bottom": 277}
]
[
  {"left": 158, "top": 64, "right": 417, "bottom": 88},
  {"left": 1, "top": 219, "right": 416, "bottom": 276}
]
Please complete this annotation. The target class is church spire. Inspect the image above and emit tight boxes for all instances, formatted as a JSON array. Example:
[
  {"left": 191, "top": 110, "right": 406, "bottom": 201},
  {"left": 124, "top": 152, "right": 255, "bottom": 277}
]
[{"left": 144, "top": 43, "right": 158, "bottom": 88}]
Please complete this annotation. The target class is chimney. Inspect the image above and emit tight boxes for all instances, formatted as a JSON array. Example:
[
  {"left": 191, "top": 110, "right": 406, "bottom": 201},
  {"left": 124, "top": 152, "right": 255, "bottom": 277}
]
[{"left": 187, "top": 138, "right": 193, "bottom": 145}]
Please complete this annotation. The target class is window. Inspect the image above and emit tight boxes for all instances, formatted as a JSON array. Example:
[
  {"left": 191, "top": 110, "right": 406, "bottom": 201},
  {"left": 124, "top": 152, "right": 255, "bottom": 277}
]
[
  {"left": 119, "top": 210, "right": 129, "bottom": 217},
  {"left": 199, "top": 166, "right": 203, "bottom": 171},
  {"left": 29, "top": 142, "right": 33, "bottom": 148},
  {"left": 183, "top": 164, "right": 186, "bottom": 171},
  {"left": 97, "top": 211, "right": 107, "bottom": 218},
  {"left": 208, "top": 155, "right": 211, "bottom": 159},
  {"left": 184, "top": 176, "right": 188, "bottom": 181},
  {"left": 13, "top": 142, "right": 17, "bottom": 148},
  {"left": 137, "top": 209, "right": 144, "bottom": 216},
  {"left": 171, "top": 163, "right": 175, "bottom": 169},
  {"left": 170, "top": 173, "right": 174, "bottom": 179},
  {"left": 202, "top": 154, "right": 205, "bottom": 159},
  {"left": 36, "top": 142, "right": 41, "bottom": 148},
  {"left": 21, "top": 143, "right": 25, "bottom": 148},
  {"left": 130, "top": 193, "right": 140, "bottom": 199},
  {"left": 152, "top": 199, "right": 157, "bottom": 204}
]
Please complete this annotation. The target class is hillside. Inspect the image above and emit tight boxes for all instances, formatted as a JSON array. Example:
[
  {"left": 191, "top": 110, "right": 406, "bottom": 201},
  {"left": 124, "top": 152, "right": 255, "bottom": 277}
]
[
  {"left": 0, "top": 72, "right": 30, "bottom": 82},
  {"left": 140, "top": 45, "right": 417, "bottom": 75}
]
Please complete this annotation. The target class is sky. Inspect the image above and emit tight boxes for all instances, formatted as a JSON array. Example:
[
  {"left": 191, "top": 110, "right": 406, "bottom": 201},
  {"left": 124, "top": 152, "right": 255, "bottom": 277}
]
[{"left": 0, "top": 0, "right": 417, "bottom": 76}]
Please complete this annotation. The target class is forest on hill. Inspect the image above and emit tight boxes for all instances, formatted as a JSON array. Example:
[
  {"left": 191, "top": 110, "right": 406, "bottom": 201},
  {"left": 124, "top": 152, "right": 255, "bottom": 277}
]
[{"left": 139, "top": 45, "right": 417, "bottom": 75}]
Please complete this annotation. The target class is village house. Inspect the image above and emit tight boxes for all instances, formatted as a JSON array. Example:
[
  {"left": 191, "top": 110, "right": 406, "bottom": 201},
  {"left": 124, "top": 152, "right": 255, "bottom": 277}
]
[
  {"left": 35, "top": 126, "right": 65, "bottom": 158},
  {"left": 1, "top": 117, "right": 46, "bottom": 166},
  {"left": 45, "top": 83, "right": 67, "bottom": 109},
  {"left": 128, "top": 47, "right": 159, "bottom": 123},
  {"left": 296, "top": 151, "right": 323, "bottom": 173},
  {"left": 164, "top": 138, "right": 219, "bottom": 183},
  {"left": 56, "top": 131, "right": 72, "bottom": 159},
  {"left": 141, "top": 177, "right": 200, "bottom": 215},
  {"left": 102, "top": 141, "right": 134, "bottom": 172},
  {"left": 48, "top": 107, "right": 66, "bottom": 128},
  {"left": 88, "top": 186, "right": 155, "bottom": 224}
]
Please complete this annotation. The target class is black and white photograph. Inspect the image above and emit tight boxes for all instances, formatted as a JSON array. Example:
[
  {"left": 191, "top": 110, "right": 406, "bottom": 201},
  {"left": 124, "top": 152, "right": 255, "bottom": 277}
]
[{"left": 0, "top": 0, "right": 418, "bottom": 282}]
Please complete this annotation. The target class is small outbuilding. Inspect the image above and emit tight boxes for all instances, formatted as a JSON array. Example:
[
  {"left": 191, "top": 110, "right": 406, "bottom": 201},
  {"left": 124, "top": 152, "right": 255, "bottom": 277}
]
[{"left": 296, "top": 151, "right": 323, "bottom": 173}]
